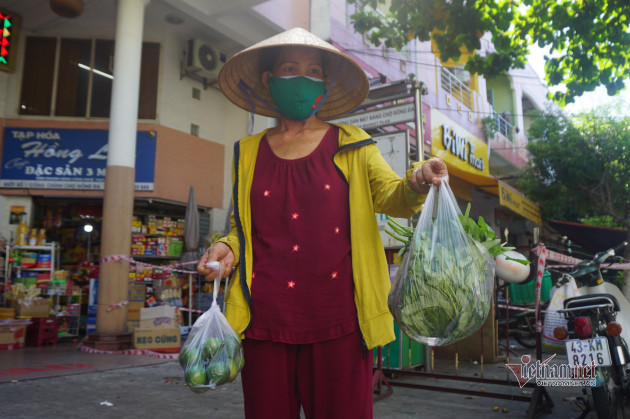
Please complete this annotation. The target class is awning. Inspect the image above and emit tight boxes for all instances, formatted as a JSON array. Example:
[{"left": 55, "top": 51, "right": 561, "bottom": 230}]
[
  {"left": 442, "top": 164, "right": 541, "bottom": 226},
  {"left": 497, "top": 181, "right": 542, "bottom": 226}
]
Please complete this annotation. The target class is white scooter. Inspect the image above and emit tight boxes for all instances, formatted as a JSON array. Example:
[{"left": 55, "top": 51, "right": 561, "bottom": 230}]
[{"left": 555, "top": 242, "right": 629, "bottom": 419}]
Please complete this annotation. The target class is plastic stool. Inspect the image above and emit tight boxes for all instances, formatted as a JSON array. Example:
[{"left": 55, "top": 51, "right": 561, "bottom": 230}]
[{"left": 26, "top": 317, "right": 58, "bottom": 347}]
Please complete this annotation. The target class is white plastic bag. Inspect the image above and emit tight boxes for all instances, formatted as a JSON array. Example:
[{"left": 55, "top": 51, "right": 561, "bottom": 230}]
[
  {"left": 543, "top": 274, "right": 580, "bottom": 350},
  {"left": 388, "top": 181, "right": 495, "bottom": 346},
  {"left": 179, "top": 262, "right": 244, "bottom": 393}
]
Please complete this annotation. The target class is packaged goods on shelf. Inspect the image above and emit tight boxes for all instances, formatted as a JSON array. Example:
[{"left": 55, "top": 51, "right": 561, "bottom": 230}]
[
  {"left": 128, "top": 282, "right": 146, "bottom": 302},
  {"left": 154, "top": 277, "right": 183, "bottom": 307},
  {"left": 12, "top": 298, "right": 50, "bottom": 317},
  {"left": 131, "top": 217, "right": 143, "bottom": 233},
  {"left": 0, "top": 308, "right": 16, "bottom": 320},
  {"left": 36, "top": 253, "right": 52, "bottom": 268},
  {"left": 20, "top": 252, "right": 37, "bottom": 268}
]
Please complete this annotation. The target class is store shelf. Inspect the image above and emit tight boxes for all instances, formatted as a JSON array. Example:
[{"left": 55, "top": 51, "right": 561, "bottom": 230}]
[
  {"left": 50, "top": 293, "right": 82, "bottom": 337},
  {"left": 12, "top": 245, "right": 58, "bottom": 251},
  {"left": 4, "top": 242, "right": 60, "bottom": 321}
]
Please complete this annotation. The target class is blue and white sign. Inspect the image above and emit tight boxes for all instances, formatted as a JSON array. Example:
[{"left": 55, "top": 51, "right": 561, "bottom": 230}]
[{"left": 0, "top": 128, "right": 156, "bottom": 190}]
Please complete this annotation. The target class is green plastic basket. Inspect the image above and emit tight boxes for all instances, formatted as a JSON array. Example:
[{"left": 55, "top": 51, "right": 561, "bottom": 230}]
[{"left": 508, "top": 271, "right": 552, "bottom": 305}]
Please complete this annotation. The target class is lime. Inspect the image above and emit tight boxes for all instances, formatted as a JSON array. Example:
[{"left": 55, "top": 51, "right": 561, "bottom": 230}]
[
  {"left": 202, "top": 337, "right": 224, "bottom": 359},
  {"left": 179, "top": 346, "right": 201, "bottom": 369},
  {"left": 224, "top": 335, "right": 241, "bottom": 358},
  {"left": 228, "top": 359, "right": 239, "bottom": 381},
  {"left": 206, "top": 359, "right": 230, "bottom": 386},
  {"left": 235, "top": 352, "right": 245, "bottom": 370},
  {"left": 185, "top": 365, "right": 209, "bottom": 393}
]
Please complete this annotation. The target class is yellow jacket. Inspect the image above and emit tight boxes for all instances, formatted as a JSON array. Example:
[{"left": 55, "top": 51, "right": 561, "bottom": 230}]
[{"left": 218, "top": 123, "right": 426, "bottom": 349}]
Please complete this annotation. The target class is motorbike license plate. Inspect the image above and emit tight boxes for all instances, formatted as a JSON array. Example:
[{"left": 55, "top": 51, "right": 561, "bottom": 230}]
[{"left": 565, "top": 337, "right": 612, "bottom": 367}]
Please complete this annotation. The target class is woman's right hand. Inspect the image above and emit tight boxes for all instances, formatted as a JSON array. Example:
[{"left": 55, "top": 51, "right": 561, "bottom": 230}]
[{"left": 197, "top": 242, "right": 235, "bottom": 281}]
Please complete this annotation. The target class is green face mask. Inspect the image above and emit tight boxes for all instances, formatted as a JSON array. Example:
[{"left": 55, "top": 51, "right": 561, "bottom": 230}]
[{"left": 268, "top": 76, "right": 327, "bottom": 121}]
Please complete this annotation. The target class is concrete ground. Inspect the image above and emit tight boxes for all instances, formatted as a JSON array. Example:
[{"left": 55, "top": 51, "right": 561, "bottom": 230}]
[{"left": 0, "top": 339, "right": 608, "bottom": 418}]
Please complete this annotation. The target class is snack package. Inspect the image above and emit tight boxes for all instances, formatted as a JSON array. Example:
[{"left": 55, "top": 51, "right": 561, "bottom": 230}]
[
  {"left": 179, "top": 262, "right": 244, "bottom": 393},
  {"left": 388, "top": 180, "right": 495, "bottom": 346}
]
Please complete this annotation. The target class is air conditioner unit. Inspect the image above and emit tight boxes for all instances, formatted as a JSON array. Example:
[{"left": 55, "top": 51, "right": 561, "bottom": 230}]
[{"left": 186, "top": 39, "right": 226, "bottom": 81}]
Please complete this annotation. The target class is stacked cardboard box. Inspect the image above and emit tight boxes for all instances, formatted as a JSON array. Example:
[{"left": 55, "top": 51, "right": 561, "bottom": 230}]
[
  {"left": 12, "top": 298, "right": 50, "bottom": 317},
  {"left": 127, "top": 282, "right": 146, "bottom": 332},
  {"left": 133, "top": 305, "right": 180, "bottom": 352},
  {"left": 0, "top": 321, "right": 29, "bottom": 350}
]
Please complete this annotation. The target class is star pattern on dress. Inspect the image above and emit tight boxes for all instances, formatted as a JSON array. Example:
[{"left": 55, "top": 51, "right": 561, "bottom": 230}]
[
  {"left": 287, "top": 280, "right": 296, "bottom": 289},
  {"left": 263, "top": 189, "right": 271, "bottom": 197},
  {"left": 292, "top": 244, "right": 300, "bottom": 252},
  {"left": 323, "top": 184, "right": 331, "bottom": 191},
  {"left": 330, "top": 271, "right": 338, "bottom": 279},
  {"left": 334, "top": 226, "right": 340, "bottom": 234},
  {"left": 291, "top": 212, "right": 299, "bottom": 220},
  {"left": 251, "top": 272, "right": 256, "bottom": 279}
]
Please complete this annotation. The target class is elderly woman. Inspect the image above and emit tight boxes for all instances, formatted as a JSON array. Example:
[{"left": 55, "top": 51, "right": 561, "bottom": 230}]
[{"left": 198, "top": 28, "right": 448, "bottom": 419}]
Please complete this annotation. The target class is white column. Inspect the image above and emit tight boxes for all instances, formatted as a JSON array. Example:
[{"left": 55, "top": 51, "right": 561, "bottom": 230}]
[
  {"left": 95, "top": 0, "right": 150, "bottom": 337},
  {"left": 107, "top": 0, "right": 150, "bottom": 168}
]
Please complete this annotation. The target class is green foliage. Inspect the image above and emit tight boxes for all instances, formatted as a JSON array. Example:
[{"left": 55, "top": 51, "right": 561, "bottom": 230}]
[
  {"left": 386, "top": 205, "right": 529, "bottom": 264},
  {"left": 348, "top": 0, "right": 630, "bottom": 105},
  {"left": 481, "top": 115, "right": 498, "bottom": 141},
  {"left": 516, "top": 106, "right": 630, "bottom": 230}
]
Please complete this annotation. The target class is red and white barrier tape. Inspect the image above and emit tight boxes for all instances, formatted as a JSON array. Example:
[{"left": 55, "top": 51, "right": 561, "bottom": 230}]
[
  {"left": 106, "top": 301, "right": 128, "bottom": 312},
  {"left": 533, "top": 245, "right": 630, "bottom": 270},
  {"left": 77, "top": 339, "right": 179, "bottom": 359},
  {"left": 100, "top": 254, "right": 198, "bottom": 274},
  {"left": 497, "top": 304, "right": 546, "bottom": 314},
  {"left": 532, "top": 245, "right": 548, "bottom": 328},
  {"left": 177, "top": 306, "right": 205, "bottom": 314}
]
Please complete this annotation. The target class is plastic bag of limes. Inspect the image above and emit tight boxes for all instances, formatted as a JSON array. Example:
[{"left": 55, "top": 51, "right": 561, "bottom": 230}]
[{"left": 179, "top": 262, "right": 244, "bottom": 393}]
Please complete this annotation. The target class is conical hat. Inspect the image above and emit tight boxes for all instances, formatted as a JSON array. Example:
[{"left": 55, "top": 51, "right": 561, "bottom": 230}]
[{"left": 218, "top": 27, "right": 369, "bottom": 120}]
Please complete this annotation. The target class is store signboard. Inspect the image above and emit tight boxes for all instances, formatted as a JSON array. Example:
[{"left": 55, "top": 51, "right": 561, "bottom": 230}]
[
  {"left": 374, "top": 130, "right": 410, "bottom": 249},
  {"left": 328, "top": 102, "right": 415, "bottom": 130},
  {"left": 430, "top": 109, "right": 489, "bottom": 180},
  {"left": 0, "top": 127, "right": 156, "bottom": 190},
  {"left": 498, "top": 181, "right": 542, "bottom": 226}
]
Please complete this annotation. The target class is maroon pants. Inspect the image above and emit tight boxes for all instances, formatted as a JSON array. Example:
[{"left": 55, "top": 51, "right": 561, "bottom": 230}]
[{"left": 240, "top": 331, "right": 373, "bottom": 419}]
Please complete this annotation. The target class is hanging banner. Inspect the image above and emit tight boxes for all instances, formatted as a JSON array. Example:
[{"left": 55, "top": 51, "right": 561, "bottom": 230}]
[
  {"left": 0, "top": 127, "right": 156, "bottom": 190},
  {"left": 328, "top": 102, "right": 415, "bottom": 130},
  {"left": 498, "top": 181, "right": 542, "bottom": 226}
]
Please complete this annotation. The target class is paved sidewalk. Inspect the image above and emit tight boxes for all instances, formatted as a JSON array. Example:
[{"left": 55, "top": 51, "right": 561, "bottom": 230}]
[{"left": 0, "top": 340, "right": 603, "bottom": 418}]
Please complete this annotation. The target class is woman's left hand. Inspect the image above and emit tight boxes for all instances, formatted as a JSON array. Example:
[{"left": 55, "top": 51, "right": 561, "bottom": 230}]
[{"left": 409, "top": 157, "right": 448, "bottom": 193}]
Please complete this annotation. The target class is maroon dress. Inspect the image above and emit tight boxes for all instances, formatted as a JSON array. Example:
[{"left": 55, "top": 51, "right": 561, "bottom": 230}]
[
  {"left": 240, "top": 126, "right": 373, "bottom": 419},
  {"left": 246, "top": 125, "right": 357, "bottom": 343}
]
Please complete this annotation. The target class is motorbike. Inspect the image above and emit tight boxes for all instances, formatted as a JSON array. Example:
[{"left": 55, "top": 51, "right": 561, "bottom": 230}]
[{"left": 554, "top": 241, "right": 629, "bottom": 419}]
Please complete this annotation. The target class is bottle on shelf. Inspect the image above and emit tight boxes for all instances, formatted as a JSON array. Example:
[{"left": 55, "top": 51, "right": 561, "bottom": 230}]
[
  {"left": 28, "top": 228, "right": 38, "bottom": 246},
  {"left": 37, "top": 229, "right": 46, "bottom": 246},
  {"left": 16, "top": 221, "right": 28, "bottom": 246}
]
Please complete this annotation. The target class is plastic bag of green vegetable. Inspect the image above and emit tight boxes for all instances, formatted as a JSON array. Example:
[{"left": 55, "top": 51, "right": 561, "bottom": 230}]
[{"left": 388, "top": 180, "right": 495, "bottom": 346}]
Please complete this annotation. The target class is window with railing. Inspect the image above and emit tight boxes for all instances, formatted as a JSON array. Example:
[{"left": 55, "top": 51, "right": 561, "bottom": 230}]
[
  {"left": 440, "top": 67, "right": 473, "bottom": 110},
  {"left": 493, "top": 111, "right": 514, "bottom": 142}
]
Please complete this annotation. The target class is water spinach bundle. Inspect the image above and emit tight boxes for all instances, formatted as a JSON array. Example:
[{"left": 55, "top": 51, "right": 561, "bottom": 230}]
[{"left": 387, "top": 182, "right": 498, "bottom": 346}]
